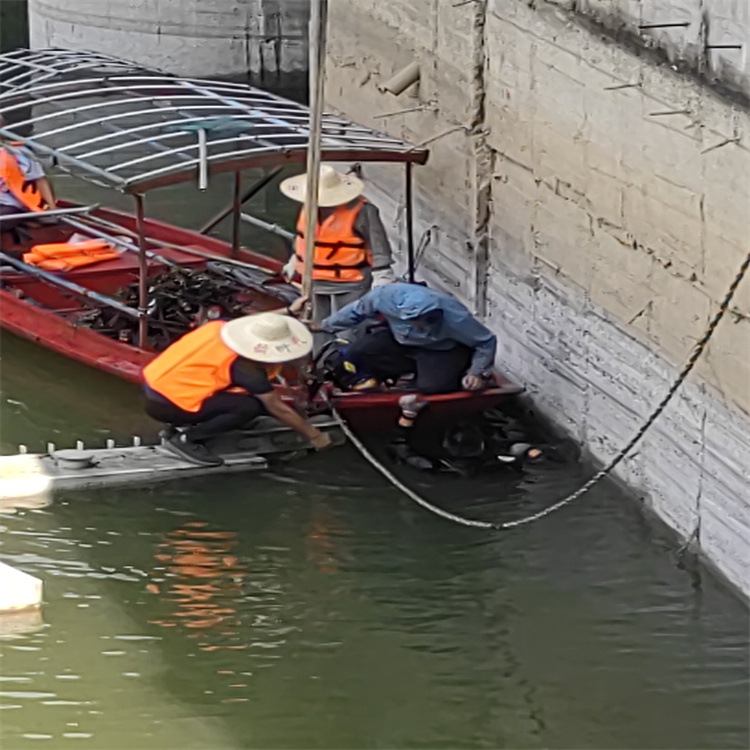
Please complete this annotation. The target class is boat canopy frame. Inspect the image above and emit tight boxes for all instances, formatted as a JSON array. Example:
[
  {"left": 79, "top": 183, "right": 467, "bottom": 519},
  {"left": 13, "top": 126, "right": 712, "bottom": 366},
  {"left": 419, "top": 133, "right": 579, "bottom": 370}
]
[
  {"left": 0, "top": 48, "right": 428, "bottom": 347},
  {"left": 0, "top": 48, "right": 428, "bottom": 193}
]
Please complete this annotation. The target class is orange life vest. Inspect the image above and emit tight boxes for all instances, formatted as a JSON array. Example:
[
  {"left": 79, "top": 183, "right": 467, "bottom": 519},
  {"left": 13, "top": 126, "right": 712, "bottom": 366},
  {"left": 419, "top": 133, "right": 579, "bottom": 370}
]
[
  {"left": 23, "top": 240, "right": 120, "bottom": 272},
  {"left": 142, "top": 320, "right": 281, "bottom": 412},
  {"left": 0, "top": 147, "right": 47, "bottom": 212},
  {"left": 293, "top": 198, "right": 371, "bottom": 283}
]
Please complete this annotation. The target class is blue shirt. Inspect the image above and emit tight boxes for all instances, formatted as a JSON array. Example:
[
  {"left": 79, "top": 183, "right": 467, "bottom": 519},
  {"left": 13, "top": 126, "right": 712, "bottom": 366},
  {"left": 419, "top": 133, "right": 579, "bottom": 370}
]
[{"left": 320, "top": 283, "right": 497, "bottom": 375}]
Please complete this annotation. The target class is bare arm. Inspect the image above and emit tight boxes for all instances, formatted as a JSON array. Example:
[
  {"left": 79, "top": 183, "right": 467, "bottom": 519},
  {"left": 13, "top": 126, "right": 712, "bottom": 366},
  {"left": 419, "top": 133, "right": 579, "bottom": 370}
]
[
  {"left": 36, "top": 177, "right": 56, "bottom": 208},
  {"left": 257, "top": 390, "right": 330, "bottom": 448}
]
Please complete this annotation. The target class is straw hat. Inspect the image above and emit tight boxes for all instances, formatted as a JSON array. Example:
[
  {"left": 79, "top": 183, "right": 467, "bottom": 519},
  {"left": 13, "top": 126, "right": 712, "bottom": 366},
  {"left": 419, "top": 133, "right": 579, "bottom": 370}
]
[
  {"left": 221, "top": 312, "right": 312, "bottom": 363},
  {"left": 279, "top": 164, "right": 364, "bottom": 207}
]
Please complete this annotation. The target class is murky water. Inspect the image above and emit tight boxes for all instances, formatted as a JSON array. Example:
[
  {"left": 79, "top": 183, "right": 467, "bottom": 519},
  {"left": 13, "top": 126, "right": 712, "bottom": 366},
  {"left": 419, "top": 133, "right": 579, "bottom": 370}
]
[{"left": 1, "top": 148, "right": 749, "bottom": 749}]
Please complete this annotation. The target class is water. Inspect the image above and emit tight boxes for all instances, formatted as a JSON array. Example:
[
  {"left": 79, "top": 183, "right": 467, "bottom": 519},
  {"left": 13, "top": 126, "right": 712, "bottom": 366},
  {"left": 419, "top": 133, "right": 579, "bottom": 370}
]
[{"left": 1, "top": 161, "right": 749, "bottom": 749}]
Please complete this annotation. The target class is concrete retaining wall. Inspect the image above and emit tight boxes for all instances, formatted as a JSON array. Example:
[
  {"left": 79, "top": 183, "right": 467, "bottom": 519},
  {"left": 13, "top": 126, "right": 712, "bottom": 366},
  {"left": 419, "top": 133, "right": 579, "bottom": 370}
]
[
  {"left": 29, "top": 0, "right": 309, "bottom": 85},
  {"left": 325, "top": 0, "right": 750, "bottom": 596}
]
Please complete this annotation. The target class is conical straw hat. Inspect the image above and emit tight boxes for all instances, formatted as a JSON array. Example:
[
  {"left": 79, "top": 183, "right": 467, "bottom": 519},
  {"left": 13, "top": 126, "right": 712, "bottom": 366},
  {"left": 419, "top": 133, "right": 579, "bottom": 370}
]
[
  {"left": 279, "top": 164, "right": 364, "bottom": 207},
  {"left": 221, "top": 312, "right": 312, "bottom": 363}
]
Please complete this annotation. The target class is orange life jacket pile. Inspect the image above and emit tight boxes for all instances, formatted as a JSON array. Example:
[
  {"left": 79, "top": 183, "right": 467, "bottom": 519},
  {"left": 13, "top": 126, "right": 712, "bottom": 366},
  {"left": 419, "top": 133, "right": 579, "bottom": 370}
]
[{"left": 23, "top": 239, "right": 120, "bottom": 272}]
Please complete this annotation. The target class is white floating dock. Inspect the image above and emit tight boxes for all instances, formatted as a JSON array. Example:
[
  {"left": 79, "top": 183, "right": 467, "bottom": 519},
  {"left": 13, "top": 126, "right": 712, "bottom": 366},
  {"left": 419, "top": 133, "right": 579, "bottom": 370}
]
[{"left": 0, "top": 416, "right": 342, "bottom": 494}]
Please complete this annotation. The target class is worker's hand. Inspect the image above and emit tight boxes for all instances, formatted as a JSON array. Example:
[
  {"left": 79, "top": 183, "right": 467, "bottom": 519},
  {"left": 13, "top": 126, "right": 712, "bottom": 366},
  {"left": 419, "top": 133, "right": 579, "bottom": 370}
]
[
  {"left": 310, "top": 430, "right": 334, "bottom": 451},
  {"left": 282, "top": 257, "right": 296, "bottom": 282},
  {"left": 287, "top": 294, "right": 309, "bottom": 317},
  {"left": 462, "top": 374, "right": 484, "bottom": 391},
  {"left": 371, "top": 267, "right": 397, "bottom": 289}
]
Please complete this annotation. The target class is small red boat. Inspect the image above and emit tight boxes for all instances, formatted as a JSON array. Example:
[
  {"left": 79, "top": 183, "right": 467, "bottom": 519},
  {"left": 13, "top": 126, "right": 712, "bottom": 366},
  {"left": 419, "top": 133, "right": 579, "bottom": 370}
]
[{"left": 0, "top": 49, "right": 522, "bottom": 431}]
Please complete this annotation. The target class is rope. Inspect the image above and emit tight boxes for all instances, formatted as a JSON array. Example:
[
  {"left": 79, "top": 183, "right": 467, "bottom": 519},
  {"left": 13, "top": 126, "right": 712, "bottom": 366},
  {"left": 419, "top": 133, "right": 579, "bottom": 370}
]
[{"left": 326, "top": 250, "right": 750, "bottom": 531}]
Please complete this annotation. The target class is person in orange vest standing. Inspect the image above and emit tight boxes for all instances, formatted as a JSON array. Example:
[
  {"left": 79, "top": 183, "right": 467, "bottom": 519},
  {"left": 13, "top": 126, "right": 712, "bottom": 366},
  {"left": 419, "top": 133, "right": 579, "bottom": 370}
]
[
  {"left": 0, "top": 117, "right": 56, "bottom": 230},
  {"left": 142, "top": 301, "right": 334, "bottom": 467},
  {"left": 279, "top": 164, "right": 395, "bottom": 340}
]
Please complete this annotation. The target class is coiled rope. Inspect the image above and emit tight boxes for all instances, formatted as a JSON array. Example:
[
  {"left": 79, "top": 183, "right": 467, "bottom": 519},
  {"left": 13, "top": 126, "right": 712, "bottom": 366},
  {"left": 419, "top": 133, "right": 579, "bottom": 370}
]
[{"left": 327, "top": 250, "right": 750, "bottom": 531}]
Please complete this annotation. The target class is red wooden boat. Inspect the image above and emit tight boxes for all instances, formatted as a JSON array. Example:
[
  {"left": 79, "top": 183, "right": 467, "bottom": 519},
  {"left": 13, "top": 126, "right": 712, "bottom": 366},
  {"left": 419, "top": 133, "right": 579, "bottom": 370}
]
[{"left": 0, "top": 49, "right": 522, "bottom": 431}]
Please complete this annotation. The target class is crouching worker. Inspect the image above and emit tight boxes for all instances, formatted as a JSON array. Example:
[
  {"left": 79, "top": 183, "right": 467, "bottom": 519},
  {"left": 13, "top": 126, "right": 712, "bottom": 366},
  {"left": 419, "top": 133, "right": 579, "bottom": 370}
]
[
  {"left": 316, "top": 283, "right": 498, "bottom": 395},
  {"left": 142, "top": 307, "right": 333, "bottom": 467}
]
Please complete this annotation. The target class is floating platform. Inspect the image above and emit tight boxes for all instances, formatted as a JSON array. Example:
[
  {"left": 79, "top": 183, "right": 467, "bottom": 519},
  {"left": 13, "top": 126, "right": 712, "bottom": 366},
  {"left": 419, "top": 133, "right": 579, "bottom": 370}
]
[{"left": 1, "top": 416, "right": 342, "bottom": 497}]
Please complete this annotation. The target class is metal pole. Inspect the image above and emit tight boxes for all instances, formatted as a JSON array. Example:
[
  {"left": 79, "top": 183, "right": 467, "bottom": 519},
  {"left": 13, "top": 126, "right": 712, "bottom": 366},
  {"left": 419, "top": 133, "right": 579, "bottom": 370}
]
[
  {"left": 0, "top": 250, "right": 143, "bottom": 319},
  {"left": 405, "top": 161, "right": 415, "bottom": 283},
  {"left": 301, "top": 0, "right": 329, "bottom": 319},
  {"left": 134, "top": 194, "right": 149, "bottom": 348},
  {"left": 231, "top": 170, "right": 242, "bottom": 258},
  {"left": 198, "top": 166, "right": 284, "bottom": 235}
]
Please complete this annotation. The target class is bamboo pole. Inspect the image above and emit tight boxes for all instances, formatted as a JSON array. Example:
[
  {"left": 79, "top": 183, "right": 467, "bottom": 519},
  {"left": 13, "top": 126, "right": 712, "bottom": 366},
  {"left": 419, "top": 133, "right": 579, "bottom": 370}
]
[{"left": 301, "top": 0, "right": 329, "bottom": 320}]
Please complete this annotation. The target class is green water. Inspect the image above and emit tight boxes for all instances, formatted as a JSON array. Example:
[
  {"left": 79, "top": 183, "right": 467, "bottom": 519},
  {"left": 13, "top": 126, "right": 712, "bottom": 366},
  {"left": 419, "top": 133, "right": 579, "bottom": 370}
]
[{"left": 1, "top": 164, "right": 749, "bottom": 750}]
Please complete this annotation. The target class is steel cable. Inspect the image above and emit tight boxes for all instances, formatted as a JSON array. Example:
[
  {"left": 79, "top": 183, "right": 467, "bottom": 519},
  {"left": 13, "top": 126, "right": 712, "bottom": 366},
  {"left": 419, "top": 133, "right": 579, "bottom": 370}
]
[{"left": 326, "top": 249, "right": 750, "bottom": 531}]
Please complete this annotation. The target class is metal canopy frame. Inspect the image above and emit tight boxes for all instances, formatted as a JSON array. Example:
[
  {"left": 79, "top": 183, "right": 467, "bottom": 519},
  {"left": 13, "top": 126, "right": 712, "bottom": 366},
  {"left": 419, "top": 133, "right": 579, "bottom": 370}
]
[
  {"left": 0, "top": 48, "right": 429, "bottom": 194},
  {"left": 0, "top": 48, "right": 427, "bottom": 350}
]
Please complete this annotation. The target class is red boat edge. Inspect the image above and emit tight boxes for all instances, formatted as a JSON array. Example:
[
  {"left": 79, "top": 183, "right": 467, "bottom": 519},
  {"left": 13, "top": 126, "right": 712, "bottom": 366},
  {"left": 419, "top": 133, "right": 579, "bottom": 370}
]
[{"left": 0, "top": 205, "right": 524, "bottom": 432}]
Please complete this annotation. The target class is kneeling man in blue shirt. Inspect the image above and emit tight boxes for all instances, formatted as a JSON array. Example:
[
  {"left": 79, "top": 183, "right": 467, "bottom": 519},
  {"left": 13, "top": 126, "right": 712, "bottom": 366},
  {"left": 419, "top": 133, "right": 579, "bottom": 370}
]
[{"left": 317, "top": 283, "right": 497, "bottom": 394}]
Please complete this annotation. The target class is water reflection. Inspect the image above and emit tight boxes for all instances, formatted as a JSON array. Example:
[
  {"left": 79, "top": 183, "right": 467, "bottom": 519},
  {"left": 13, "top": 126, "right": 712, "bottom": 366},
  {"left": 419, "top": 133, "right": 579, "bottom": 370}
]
[
  {"left": 147, "top": 521, "right": 248, "bottom": 653},
  {"left": 0, "top": 608, "right": 44, "bottom": 637}
]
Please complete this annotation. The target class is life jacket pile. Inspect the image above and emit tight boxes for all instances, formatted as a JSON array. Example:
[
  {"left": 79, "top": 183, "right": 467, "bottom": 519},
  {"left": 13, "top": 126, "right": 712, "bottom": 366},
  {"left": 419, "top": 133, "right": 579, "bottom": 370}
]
[
  {"left": 143, "top": 320, "right": 282, "bottom": 412},
  {"left": 0, "top": 147, "right": 48, "bottom": 213},
  {"left": 23, "top": 239, "right": 120, "bottom": 272},
  {"left": 293, "top": 198, "right": 372, "bottom": 283}
]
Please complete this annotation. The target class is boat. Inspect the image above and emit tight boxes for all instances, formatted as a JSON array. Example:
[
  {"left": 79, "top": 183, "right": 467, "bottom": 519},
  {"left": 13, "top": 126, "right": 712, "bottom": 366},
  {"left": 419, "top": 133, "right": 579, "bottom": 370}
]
[{"left": 0, "top": 48, "right": 523, "bottom": 431}]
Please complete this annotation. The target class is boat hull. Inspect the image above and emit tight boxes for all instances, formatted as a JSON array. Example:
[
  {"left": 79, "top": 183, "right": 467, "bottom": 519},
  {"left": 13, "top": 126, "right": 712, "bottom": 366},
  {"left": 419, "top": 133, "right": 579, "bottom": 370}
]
[{"left": 1, "top": 206, "right": 523, "bottom": 431}]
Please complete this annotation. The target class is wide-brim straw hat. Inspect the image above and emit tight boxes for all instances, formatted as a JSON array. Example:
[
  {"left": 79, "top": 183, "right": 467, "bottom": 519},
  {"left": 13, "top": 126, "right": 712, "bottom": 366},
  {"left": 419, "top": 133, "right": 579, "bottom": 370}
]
[
  {"left": 279, "top": 164, "right": 364, "bottom": 207},
  {"left": 221, "top": 312, "right": 313, "bottom": 363}
]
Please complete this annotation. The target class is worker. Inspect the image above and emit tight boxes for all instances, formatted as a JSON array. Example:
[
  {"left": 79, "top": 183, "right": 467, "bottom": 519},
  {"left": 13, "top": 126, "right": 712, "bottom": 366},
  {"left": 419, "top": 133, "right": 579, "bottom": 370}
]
[
  {"left": 142, "top": 300, "right": 333, "bottom": 467},
  {"left": 279, "top": 163, "right": 396, "bottom": 337},
  {"left": 315, "top": 282, "right": 498, "bottom": 395},
  {"left": 0, "top": 117, "right": 56, "bottom": 230}
]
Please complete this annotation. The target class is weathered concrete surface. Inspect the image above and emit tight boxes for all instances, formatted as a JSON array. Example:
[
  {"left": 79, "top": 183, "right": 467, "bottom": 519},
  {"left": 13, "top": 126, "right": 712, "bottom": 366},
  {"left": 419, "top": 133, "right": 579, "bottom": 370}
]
[
  {"left": 29, "top": 0, "right": 309, "bottom": 84},
  {"left": 326, "top": 0, "right": 750, "bottom": 595}
]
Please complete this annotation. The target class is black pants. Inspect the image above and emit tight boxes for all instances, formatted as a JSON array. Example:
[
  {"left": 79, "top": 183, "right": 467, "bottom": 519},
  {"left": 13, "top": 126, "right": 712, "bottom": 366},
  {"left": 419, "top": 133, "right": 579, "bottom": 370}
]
[
  {"left": 345, "top": 328, "right": 472, "bottom": 394},
  {"left": 144, "top": 389, "right": 263, "bottom": 442}
]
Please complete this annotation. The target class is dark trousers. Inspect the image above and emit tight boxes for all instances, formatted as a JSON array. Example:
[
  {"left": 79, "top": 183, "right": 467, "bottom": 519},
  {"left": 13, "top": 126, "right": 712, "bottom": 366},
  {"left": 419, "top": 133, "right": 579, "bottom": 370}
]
[
  {"left": 144, "top": 389, "right": 263, "bottom": 442},
  {"left": 345, "top": 328, "right": 472, "bottom": 394}
]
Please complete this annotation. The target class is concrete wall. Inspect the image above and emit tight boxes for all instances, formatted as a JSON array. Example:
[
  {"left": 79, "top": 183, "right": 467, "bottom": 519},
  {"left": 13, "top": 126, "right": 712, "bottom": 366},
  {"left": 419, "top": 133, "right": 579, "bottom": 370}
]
[
  {"left": 325, "top": 0, "right": 750, "bottom": 595},
  {"left": 29, "top": 0, "right": 309, "bottom": 86}
]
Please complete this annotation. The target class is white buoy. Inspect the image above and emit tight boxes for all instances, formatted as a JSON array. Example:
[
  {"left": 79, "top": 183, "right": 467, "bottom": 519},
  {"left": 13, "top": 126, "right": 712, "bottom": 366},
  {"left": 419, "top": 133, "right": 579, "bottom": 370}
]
[
  {"left": 106, "top": 439, "right": 115, "bottom": 449},
  {"left": 0, "top": 561, "right": 43, "bottom": 612},
  {"left": 0, "top": 454, "right": 52, "bottom": 507}
]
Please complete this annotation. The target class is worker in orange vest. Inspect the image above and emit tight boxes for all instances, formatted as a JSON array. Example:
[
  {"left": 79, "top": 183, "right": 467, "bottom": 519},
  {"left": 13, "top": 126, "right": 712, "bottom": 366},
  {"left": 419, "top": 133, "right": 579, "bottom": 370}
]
[
  {"left": 0, "top": 117, "right": 56, "bottom": 230},
  {"left": 142, "top": 301, "right": 333, "bottom": 467},
  {"left": 279, "top": 164, "right": 395, "bottom": 338}
]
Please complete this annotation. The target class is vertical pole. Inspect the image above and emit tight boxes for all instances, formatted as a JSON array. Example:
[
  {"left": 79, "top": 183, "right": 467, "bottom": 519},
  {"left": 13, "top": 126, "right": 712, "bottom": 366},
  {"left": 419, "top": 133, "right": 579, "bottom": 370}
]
[
  {"left": 405, "top": 161, "right": 415, "bottom": 283},
  {"left": 134, "top": 194, "right": 148, "bottom": 349},
  {"left": 301, "top": 0, "right": 328, "bottom": 320},
  {"left": 231, "top": 170, "right": 242, "bottom": 258}
]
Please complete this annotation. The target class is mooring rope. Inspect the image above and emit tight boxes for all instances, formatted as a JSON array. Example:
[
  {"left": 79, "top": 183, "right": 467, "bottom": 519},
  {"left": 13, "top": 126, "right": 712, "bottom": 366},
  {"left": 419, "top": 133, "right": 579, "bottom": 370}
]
[{"left": 326, "top": 250, "right": 750, "bottom": 531}]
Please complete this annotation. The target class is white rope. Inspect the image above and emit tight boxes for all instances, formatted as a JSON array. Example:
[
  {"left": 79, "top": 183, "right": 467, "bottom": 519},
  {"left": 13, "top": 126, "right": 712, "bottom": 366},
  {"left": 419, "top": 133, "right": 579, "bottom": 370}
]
[{"left": 323, "top": 248, "right": 750, "bottom": 531}]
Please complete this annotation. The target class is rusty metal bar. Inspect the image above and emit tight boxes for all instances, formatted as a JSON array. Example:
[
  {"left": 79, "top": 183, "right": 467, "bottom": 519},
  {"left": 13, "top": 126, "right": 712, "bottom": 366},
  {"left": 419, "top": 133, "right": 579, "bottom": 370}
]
[
  {"left": 231, "top": 171, "right": 242, "bottom": 257},
  {"left": 198, "top": 166, "right": 284, "bottom": 235},
  {"left": 134, "top": 194, "right": 149, "bottom": 348},
  {"left": 405, "top": 161, "right": 415, "bottom": 283}
]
